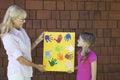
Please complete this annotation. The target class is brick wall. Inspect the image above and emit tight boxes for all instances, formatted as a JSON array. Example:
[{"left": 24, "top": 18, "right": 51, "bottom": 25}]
[{"left": 0, "top": 0, "right": 120, "bottom": 80}]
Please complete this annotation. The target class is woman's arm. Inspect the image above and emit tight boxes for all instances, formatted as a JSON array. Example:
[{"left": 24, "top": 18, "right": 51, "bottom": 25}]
[
  {"left": 17, "top": 56, "right": 45, "bottom": 72},
  {"left": 91, "top": 61, "right": 97, "bottom": 80},
  {"left": 31, "top": 32, "right": 44, "bottom": 50}
]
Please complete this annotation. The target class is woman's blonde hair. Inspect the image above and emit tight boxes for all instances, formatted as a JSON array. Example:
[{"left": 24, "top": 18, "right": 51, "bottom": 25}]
[{"left": 0, "top": 5, "right": 27, "bottom": 37}]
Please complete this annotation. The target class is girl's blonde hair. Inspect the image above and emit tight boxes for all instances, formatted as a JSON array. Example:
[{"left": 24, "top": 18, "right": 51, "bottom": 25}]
[
  {"left": 0, "top": 5, "right": 27, "bottom": 37},
  {"left": 80, "top": 32, "right": 96, "bottom": 62}
]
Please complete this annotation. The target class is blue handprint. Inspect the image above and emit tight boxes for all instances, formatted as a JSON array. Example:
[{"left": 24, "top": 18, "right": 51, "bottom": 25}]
[
  {"left": 64, "top": 33, "right": 71, "bottom": 41},
  {"left": 45, "top": 50, "right": 52, "bottom": 59},
  {"left": 48, "top": 58, "right": 57, "bottom": 67},
  {"left": 45, "top": 35, "right": 53, "bottom": 42}
]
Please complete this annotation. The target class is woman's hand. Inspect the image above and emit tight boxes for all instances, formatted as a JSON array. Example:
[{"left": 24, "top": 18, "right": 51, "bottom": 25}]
[{"left": 35, "top": 64, "right": 46, "bottom": 72}]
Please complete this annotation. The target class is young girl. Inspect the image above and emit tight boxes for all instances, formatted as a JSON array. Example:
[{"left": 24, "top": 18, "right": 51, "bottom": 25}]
[
  {"left": 76, "top": 32, "right": 97, "bottom": 80},
  {"left": 0, "top": 5, "right": 45, "bottom": 80}
]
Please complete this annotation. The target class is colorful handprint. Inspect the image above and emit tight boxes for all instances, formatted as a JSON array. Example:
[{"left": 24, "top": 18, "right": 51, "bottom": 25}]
[
  {"left": 66, "top": 44, "right": 74, "bottom": 52},
  {"left": 65, "top": 53, "right": 73, "bottom": 60},
  {"left": 48, "top": 58, "right": 57, "bottom": 67},
  {"left": 45, "top": 50, "right": 52, "bottom": 59},
  {"left": 57, "top": 53, "right": 64, "bottom": 60},
  {"left": 55, "top": 45, "right": 63, "bottom": 52},
  {"left": 45, "top": 35, "right": 53, "bottom": 42},
  {"left": 66, "top": 62, "right": 72, "bottom": 70},
  {"left": 54, "top": 34, "right": 62, "bottom": 43},
  {"left": 64, "top": 33, "right": 71, "bottom": 41}
]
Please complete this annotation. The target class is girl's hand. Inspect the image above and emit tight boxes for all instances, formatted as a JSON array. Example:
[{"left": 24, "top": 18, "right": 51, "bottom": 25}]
[{"left": 67, "top": 70, "right": 73, "bottom": 73}]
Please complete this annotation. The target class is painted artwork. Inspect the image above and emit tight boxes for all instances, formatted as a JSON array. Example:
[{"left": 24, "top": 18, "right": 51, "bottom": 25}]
[{"left": 43, "top": 32, "right": 75, "bottom": 72}]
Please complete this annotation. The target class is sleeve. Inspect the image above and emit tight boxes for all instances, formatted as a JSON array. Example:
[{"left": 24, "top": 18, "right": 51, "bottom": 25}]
[
  {"left": 89, "top": 52, "right": 97, "bottom": 63},
  {"left": 2, "top": 34, "right": 23, "bottom": 59}
]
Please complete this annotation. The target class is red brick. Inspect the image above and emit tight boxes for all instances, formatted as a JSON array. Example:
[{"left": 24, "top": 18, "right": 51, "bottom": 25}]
[
  {"left": 25, "top": 20, "right": 33, "bottom": 29},
  {"left": 109, "top": 11, "right": 120, "bottom": 20},
  {"left": 37, "top": 10, "right": 51, "bottom": 19},
  {"left": 69, "top": 74, "right": 76, "bottom": 80},
  {"left": 101, "top": 11, "right": 109, "bottom": 20},
  {"left": 65, "top": 1, "right": 77, "bottom": 10},
  {"left": 111, "top": 56, "right": 119, "bottom": 64},
  {"left": 36, "top": 48, "right": 43, "bottom": 56},
  {"left": 98, "top": 56, "right": 110, "bottom": 64},
  {"left": 92, "top": 47, "right": 101, "bottom": 56},
  {"left": 100, "top": 47, "right": 108, "bottom": 56},
  {"left": 52, "top": 11, "right": 59, "bottom": 19},
  {"left": 97, "top": 29, "right": 103, "bottom": 37},
  {"left": 29, "top": 10, "right": 36, "bottom": 19},
  {"left": 97, "top": 65, "right": 103, "bottom": 73},
  {"left": 80, "top": 11, "right": 89, "bottom": 20},
  {"left": 41, "top": 20, "right": 47, "bottom": 29},
  {"left": 44, "top": 1, "right": 56, "bottom": 10},
  {"left": 38, "top": 75, "right": 46, "bottom": 80},
  {"left": 71, "top": 11, "right": 79, "bottom": 20},
  {"left": 33, "top": 20, "right": 40, "bottom": 29},
  {"left": 108, "top": 21, "right": 117, "bottom": 28},
  {"left": 46, "top": 75, "right": 55, "bottom": 80},
  {"left": 78, "top": 20, "right": 86, "bottom": 28},
  {"left": 0, "top": 0, "right": 13, "bottom": 9},
  {"left": 107, "top": 47, "right": 114, "bottom": 56},
  {"left": 47, "top": 20, "right": 56, "bottom": 28},
  {"left": 114, "top": 47, "right": 120, "bottom": 56},
  {"left": 107, "top": 73, "right": 120, "bottom": 80},
  {"left": 112, "top": 29, "right": 120, "bottom": 37},
  {"left": 36, "top": 29, "right": 47, "bottom": 38},
  {"left": 60, "top": 11, "right": 70, "bottom": 20},
  {"left": 70, "top": 20, "right": 78, "bottom": 29},
  {"left": 57, "top": 20, "right": 61, "bottom": 28},
  {"left": 86, "top": 21, "right": 92, "bottom": 29},
  {"left": 98, "top": 2, "right": 106, "bottom": 10},
  {"left": 104, "top": 38, "right": 110, "bottom": 46},
  {"left": 55, "top": 74, "right": 63, "bottom": 80},
  {"left": 95, "top": 38, "right": 105, "bottom": 46},
  {"left": 0, "top": 10, "right": 5, "bottom": 19},
  {"left": 27, "top": 29, "right": 36, "bottom": 38},
  {"left": 26, "top": 1, "right": 43, "bottom": 9},
  {"left": 63, "top": 73, "right": 70, "bottom": 80},
  {"left": 111, "top": 3, "right": 120, "bottom": 10},
  {"left": 85, "top": 2, "right": 98, "bottom": 10},
  {"left": 94, "top": 11, "right": 101, "bottom": 20},
  {"left": 103, "top": 64, "right": 120, "bottom": 72},
  {"left": 78, "top": 2, "right": 85, "bottom": 10},
  {"left": 61, "top": 20, "right": 69, "bottom": 29},
  {"left": 97, "top": 73, "right": 105, "bottom": 80},
  {"left": 93, "top": 21, "right": 107, "bottom": 28},
  {"left": 104, "top": 29, "right": 112, "bottom": 37},
  {"left": 116, "top": 38, "right": 120, "bottom": 46},
  {"left": 57, "top": 1, "right": 64, "bottom": 10},
  {"left": 14, "top": 0, "right": 25, "bottom": 8}
]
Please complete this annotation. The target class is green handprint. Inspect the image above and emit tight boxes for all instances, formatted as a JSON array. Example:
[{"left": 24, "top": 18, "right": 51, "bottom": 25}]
[{"left": 48, "top": 58, "right": 57, "bottom": 67}]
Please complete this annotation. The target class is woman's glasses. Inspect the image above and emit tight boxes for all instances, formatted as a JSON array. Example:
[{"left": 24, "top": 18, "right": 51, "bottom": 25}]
[{"left": 16, "top": 18, "right": 26, "bottom": 23}]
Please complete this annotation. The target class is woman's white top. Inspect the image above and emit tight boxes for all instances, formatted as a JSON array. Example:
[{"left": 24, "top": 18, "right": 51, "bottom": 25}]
[{"left": 1, "top": 28, "right": 33, "bottom": 77}]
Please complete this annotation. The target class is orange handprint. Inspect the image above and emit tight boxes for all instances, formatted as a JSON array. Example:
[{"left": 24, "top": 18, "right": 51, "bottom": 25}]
[{"left": 57, "top": 53, "right": 64, "bottom": 60}]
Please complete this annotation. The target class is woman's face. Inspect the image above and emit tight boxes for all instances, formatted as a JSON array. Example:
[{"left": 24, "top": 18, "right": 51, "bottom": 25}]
[{"left": 12, "top": 15, "right": 26, "bottom": 29}]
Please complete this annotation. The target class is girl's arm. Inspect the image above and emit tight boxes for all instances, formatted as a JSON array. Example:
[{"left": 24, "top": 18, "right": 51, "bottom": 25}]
[
  {"left": 31, "top": 32, "right": 44, "bottom": 50},
  {"left": 91, "top": 61, "right": 97, "bottom": 80}
]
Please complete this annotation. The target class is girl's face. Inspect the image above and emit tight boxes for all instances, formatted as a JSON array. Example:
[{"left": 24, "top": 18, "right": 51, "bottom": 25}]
[
  {"left": 77, "top": 35, "right": 88, "bottom": 47},
  {"left": 77, "top": 36, "right": 84, "bottom": 47},
  {"left": 12, "top": 15, "right": 26, "bottom": 29}
]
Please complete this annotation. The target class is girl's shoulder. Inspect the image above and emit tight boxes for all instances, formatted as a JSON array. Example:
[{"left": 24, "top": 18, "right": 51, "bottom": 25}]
[{"left": 88, "top": 50, "right": 97, "bottom": 62}]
